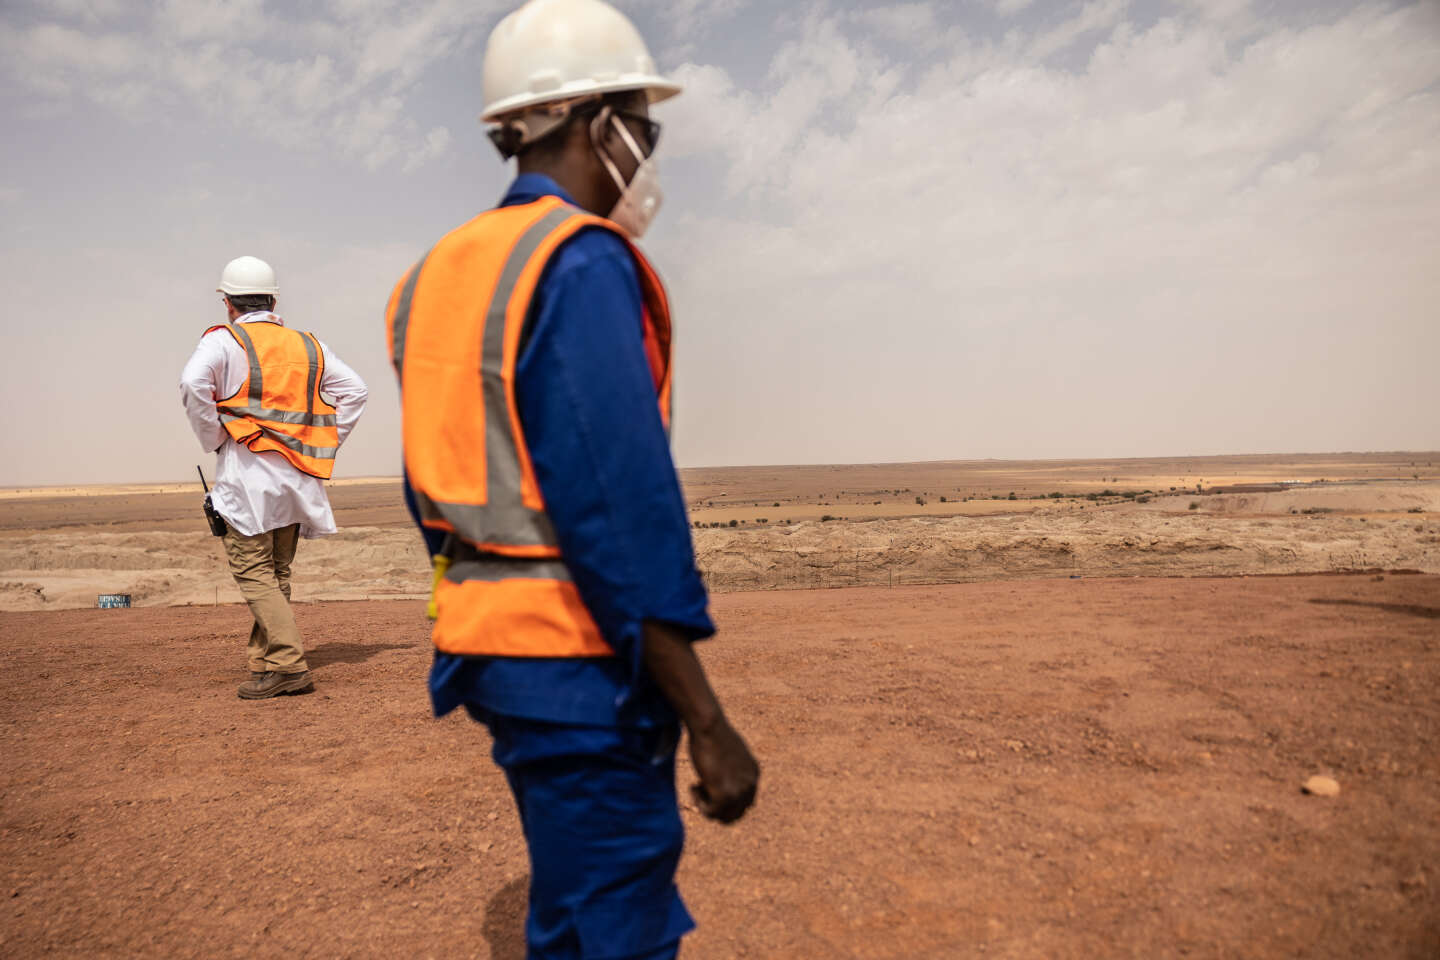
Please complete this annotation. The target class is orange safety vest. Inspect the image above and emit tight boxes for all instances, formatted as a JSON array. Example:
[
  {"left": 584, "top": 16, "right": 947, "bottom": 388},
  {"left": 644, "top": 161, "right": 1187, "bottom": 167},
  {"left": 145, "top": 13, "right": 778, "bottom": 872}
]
[
  {"left": 386, "top": 195, "right": 673, "bottom": 658},
  {"left": 207, "top": 320, "right": 341, "bottom": 479}
]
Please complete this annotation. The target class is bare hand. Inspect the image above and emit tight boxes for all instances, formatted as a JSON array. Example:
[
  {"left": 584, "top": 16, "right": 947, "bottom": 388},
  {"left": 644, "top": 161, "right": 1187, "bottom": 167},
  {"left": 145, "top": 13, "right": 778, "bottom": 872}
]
[{"left": 688, "top": 719, "right": 759, "bottom": 824}]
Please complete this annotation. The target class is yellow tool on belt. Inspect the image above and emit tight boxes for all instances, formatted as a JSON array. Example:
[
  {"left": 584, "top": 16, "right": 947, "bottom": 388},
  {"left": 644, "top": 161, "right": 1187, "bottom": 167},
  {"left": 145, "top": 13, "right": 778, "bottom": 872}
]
[{"left": 426, "top": 554, "right": 450, "bottom": 620}]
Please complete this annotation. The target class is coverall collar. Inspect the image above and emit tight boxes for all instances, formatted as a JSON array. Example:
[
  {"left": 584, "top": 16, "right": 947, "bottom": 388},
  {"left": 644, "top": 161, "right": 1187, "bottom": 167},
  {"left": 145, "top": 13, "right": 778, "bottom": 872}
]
[{"left": 502, "top": 173, "right": 579, "bottom": 209}]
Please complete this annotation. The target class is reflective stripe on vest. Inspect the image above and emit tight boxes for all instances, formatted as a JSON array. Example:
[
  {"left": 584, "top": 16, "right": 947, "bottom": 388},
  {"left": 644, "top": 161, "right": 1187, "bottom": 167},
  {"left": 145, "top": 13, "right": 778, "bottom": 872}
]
[
  {"left": 388, "top": 196, "right": 673, "bottom": 658},
  {"left": 210, "top": 321, "right": 340, "bottom": 479}
]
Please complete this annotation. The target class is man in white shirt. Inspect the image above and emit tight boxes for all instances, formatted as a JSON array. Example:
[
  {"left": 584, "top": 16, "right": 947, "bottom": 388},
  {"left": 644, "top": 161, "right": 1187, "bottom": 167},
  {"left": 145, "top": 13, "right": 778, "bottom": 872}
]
[{"left": 179, "top": 256, "right": 369, "bottom": 700}]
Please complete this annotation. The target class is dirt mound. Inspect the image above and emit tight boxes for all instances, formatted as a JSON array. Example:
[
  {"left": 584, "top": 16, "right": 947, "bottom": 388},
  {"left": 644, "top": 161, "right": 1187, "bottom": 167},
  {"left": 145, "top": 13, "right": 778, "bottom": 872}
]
[
  {"left": 693, "top": 509, "right": 1440, "bottom": 591},
  {"left": 0, "top": 580, "right": 48, "bottom": 610},
  {"left": 2, "top": 508, "right": 1437, "bottom": 611},
  {"left": 1162, "top": 480, "right": 1440, "bottom": 516},
  {"left": 0, "top": 529, "right": 431, "bottom": 610}
]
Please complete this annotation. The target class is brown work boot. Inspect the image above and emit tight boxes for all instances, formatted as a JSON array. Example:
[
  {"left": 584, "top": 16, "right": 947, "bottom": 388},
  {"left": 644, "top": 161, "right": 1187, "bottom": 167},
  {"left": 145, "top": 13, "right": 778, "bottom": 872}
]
[{"left": 238, "top": 670, "right": 314, "bottom": 700}]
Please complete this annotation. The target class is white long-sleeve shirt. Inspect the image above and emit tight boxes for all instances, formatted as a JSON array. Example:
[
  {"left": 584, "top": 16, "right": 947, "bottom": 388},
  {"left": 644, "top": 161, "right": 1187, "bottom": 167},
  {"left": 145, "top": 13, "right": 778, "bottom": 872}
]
[{"left": 179, "top": 312, "right": 368, "bottom": 538}]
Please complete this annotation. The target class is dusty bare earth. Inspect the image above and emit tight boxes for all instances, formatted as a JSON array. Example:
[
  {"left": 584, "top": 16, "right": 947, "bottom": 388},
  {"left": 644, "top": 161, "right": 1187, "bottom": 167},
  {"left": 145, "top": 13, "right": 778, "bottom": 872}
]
[
  {"left": 2, "top": 454, "right": 1438, "bottom": 957},
  {"left": 1, "top": 574, "right": 1437, "bottom": 958}
]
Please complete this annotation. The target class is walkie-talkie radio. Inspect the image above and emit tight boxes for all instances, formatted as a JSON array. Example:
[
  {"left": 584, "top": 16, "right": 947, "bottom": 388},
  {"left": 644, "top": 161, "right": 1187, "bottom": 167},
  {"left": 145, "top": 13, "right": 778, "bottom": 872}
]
[{"left": 197, "top": 466, "right": 227, "bottom": 537}]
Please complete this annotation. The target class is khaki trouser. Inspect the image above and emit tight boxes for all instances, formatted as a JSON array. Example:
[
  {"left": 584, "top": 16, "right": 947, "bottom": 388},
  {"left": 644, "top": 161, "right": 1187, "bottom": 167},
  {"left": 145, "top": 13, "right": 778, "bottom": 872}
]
[{"left": 222, "top": 523, "right": 309, "bottom": 674}]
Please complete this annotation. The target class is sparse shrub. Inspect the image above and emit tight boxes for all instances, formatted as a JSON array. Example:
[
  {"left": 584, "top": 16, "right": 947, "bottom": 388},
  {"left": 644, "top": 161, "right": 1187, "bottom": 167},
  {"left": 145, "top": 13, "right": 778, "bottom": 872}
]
[
  {"left": 758, "top": 518, "right": 767, "bottom": 523},
  {"left": 821, "top": 515, "right": 835, "bottom": 522},
  {"left": 939, "top": 495, "right": 947, "bottom": 502},
  {"left": 1137, "top": 495, "right": 1151, "bottom": 503},
  {"left": 728, "top": 519, "right": 738, "bottom": 527},
  {"left": 1407, "top": 507, "right": 1423, "bottom": 514},
  {"left": 1007, "top": 492, "right": 1017, "bottom": 500},
  {"left": 1188, "top": 501, "right": 1200, "bottom": 510},
  {"left": 1049, "top": 492, "right": 1063, "bottom": 499},
  {"left": 773, "top": 502, "right": 780, "bottom": 507},
  {"left": 915, "top": 496, "right": 926, "bottom": 506},
  {"left": 874, "top": 500, "right": 881, "bottom": 505}
]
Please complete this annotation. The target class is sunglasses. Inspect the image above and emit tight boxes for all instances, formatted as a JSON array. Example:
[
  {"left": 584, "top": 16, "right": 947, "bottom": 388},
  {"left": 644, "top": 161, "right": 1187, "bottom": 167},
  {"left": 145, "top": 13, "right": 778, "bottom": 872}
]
[{"left": 610, "top": 109, "right": 662, "bottom": 156}]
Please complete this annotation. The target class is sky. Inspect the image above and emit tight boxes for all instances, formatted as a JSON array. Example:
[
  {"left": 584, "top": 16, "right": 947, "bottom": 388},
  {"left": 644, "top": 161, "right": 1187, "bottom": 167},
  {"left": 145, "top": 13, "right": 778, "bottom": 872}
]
[{"left": 1, "top": 0, "right": 1437, "bottom": 486}]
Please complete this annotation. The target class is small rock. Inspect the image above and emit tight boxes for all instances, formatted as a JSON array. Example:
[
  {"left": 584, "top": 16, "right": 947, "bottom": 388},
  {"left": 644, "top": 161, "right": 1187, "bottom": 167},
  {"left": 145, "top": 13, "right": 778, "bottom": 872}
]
[{"left": 1302, "top": 775, "right": 1340, "bottom": 797}]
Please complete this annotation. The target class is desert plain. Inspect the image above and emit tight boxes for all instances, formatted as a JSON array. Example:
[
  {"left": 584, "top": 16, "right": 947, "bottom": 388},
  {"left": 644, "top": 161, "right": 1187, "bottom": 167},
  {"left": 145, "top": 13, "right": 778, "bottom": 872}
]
[{"left": 1, "top": 451, "right": 1438, "bottom": 957}]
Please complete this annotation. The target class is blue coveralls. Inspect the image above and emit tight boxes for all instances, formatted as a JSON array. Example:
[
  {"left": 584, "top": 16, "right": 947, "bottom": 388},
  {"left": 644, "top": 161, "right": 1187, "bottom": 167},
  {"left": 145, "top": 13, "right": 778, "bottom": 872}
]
[{"left": 405, "top": 174, "right": 715, "bottom": 960}]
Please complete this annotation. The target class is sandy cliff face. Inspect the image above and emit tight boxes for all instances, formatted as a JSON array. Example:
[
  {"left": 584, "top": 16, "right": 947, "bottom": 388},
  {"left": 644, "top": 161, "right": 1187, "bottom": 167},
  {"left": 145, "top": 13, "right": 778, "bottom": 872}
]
[
  {"left": 1, "top": 483, "right": 1437, "bottom": 610},
  {"left": 692, "top": 508, "right": 1439, "bottom": 591}
]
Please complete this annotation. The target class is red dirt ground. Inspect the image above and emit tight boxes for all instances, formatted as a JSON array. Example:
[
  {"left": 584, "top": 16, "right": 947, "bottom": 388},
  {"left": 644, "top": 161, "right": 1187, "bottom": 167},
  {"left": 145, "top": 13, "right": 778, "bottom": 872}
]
[{"left": 2, "top": 574, "right": 1438, "bottom": 959}]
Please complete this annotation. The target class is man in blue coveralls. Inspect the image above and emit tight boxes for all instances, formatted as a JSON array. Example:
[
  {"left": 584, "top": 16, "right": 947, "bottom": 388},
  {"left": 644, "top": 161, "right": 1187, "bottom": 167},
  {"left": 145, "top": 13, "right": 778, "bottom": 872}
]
[{"left": 389, "top": 1, "right": 759, "bottom": 958}]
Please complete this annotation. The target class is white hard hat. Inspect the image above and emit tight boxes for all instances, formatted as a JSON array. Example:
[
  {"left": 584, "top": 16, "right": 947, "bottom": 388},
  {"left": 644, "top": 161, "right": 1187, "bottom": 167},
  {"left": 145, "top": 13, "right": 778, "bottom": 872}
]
[
  {"left": 216, "top": 256, "right": 279, "bottom": 296},
  {"left": 480, "top": 0, "right": 681, "bottom": 123}
]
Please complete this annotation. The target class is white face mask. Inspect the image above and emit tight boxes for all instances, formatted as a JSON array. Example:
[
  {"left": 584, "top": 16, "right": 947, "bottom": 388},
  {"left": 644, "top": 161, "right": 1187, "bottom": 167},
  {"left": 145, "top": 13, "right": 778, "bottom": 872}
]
[{"left": 595, "top": 111, "right": 663, "bottom": 239}]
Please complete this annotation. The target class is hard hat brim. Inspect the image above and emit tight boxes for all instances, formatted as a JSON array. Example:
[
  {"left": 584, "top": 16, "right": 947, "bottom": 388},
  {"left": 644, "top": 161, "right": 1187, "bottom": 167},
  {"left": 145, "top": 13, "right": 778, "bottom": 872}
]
[
  {"left": 481, "top": 75, "right": 681, "bottom": 123},
  {"left": 217, "top": 283, "right": 280, "bottom": 295}
]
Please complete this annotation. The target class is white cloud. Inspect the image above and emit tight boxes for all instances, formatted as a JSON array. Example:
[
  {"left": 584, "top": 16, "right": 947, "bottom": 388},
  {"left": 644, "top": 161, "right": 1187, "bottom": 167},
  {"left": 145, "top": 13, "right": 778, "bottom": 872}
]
[
  {"left": 0, "top": 0, "right": 504, "bottom": 171},
  {"left": 403, "top": 126, "right": 454, "bottom": 173},
  {"left": 855, "top": 3, "right": 939, "bottom": 40},
  {"left": 629, "top": 0, "right": 750, "bottom": 42},
  {"left": 156, "top": 0, "right": 266, "bottom": 40},
  {"left": 1027, "top": 0, "right": 1130, "bottom": 62},
  {"left": 654, "top": 0, "right": 1440, "bottom": 465},
  {"left": 3, "top": 0, "right": 1437, "bottom": 482}
]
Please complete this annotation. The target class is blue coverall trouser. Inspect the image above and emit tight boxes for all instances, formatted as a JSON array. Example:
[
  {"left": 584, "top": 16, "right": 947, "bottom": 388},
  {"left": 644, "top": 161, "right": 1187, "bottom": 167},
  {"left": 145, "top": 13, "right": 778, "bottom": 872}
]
[{"left": 485, "top": 713, "right": 696, "bottom": 960}]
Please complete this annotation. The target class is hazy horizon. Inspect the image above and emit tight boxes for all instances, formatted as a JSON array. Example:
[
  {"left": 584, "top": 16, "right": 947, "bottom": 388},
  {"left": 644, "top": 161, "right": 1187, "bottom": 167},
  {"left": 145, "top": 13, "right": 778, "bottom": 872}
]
[
  {"left": 4, "top": 447, "right": 1438, "bottom": 493},
  {"left": 3, "top": 0, "right": 1437, "bottom": 485}
]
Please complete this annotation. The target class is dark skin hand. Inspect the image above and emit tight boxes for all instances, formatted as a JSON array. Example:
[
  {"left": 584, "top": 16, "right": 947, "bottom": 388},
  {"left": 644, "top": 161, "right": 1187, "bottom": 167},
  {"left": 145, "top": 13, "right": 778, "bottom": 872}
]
[{"left": 643, "top": 621, "right": 759, "bottom": 823}]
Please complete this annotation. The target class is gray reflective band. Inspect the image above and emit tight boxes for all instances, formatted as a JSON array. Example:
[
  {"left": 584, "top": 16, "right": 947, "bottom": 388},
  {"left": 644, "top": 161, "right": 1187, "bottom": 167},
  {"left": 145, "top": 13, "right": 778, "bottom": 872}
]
[
  {"left": 475, "top": 206, "right": 573, "bottom": 545},
  {"left": 228, "top": 323, "right": 264, "bottom": 404},
  {"left": 219, "top": 413, "right": 338, "bottom": 460},
  {"left": 413, "top": 488, "right": 557, "bottom": 548},
  {"left": 217, "top": 405, "right": 337, "bottom": 427},
  {"left": 300, "top": 332, "right": 320, "bottom": 416},
  {"left": 402, "top": 206, "right": 578, "bottom": 549},
  {"left": 390, "top": 250, "right": 431, "bottom": 377},
  {"left": 445, "top": 556, "right": 573, "bottom": 585}
]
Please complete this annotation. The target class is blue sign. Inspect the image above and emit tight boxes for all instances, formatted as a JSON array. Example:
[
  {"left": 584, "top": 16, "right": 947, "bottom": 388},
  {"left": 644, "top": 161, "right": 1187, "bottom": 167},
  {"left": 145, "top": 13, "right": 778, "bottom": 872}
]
[{"left": 97, "top": 594, "right": 131, "bottom": 609}]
